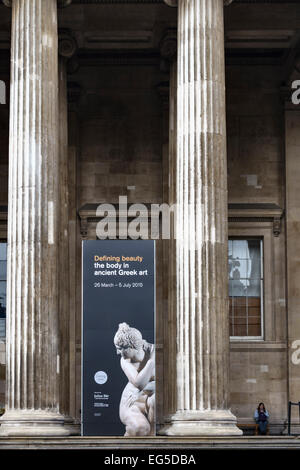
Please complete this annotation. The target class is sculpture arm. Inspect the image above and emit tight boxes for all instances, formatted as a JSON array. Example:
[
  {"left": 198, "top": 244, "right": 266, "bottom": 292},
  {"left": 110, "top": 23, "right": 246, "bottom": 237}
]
[
  {"left": 120, "top": 356, "right": 155, "bottom": 391},
  {"left": 143, "top": 380, "right": 155, "bottom": 394}
]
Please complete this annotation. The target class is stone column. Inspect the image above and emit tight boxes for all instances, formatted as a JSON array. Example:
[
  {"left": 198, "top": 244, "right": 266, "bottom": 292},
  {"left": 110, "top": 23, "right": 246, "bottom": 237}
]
[
  {"left": 58, "top": 32, "right": 78, "bottom": 433},
  {"left": 0, "top": 0, "right": 71, "bottom": 436},
  {"left": 58, "top": 54, "right": 72, "bottom": 428},
  {"left": 158, "top": 30, "right": 177, "bottom": 424},
  {"left": 166, "top": 58, "right": 177, "bottom": 420},
  {"left": 160, "top": 0, "right": 241, "bottom": 435},
  {"left": 67, "top": 83, "right": 81, "bottom": 430}
]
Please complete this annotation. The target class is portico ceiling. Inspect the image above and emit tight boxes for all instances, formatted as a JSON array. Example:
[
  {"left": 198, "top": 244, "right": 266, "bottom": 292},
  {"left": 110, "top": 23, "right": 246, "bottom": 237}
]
[
  {"left": 71, "top": 0, "right": 299, "bottom": 3},
  {"left": 0, "top": 0, "right": 300, "bottom": 67}
]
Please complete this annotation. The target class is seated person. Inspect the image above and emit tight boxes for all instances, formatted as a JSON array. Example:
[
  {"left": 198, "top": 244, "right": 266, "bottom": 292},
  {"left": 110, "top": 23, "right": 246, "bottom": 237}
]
[{"left": 254, "top": 402, "right": 269, "bottom": 435}]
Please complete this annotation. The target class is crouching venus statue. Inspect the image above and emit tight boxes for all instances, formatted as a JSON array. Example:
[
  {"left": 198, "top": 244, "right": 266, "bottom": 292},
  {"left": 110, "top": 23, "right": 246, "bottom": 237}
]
[{"left": 114, "top": 322, "right": 155, "bottom": 436}]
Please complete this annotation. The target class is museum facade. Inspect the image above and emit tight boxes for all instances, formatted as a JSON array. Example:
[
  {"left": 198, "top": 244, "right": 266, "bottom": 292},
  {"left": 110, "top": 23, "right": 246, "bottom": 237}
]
[{"left": 0, "top": 0, "right": 299, "bottom": 438}]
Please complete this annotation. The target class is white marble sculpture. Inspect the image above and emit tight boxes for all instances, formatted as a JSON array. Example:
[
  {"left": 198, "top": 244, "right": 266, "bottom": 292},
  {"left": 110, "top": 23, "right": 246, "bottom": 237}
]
[{"left": 114, "top": 323, "right": 155, "bottom": 436}]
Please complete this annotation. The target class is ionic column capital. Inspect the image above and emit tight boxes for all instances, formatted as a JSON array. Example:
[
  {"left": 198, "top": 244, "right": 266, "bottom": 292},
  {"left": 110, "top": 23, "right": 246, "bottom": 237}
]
[
  {"left": 163, "top": 0, "right": 233, "bottom": 6},
  {"left": 58, "top": 30, "right": 77, "bottom": 58},
  {"left": 58, "top": 0, "right": 73, "bottom": 7},
  {"left": 163, "top": 0, "right": 177, "bottom": 6},
  {"left": 2, "top": 0, "right": 72, "bottom": 7},
  {"left": 160, "top": 29, "right": 177, "bottom": 62}
]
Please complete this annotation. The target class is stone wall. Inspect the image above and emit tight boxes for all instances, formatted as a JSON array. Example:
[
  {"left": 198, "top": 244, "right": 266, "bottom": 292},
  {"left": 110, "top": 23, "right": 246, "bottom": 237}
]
[
  {"left": 227, "top": 65, "right": 288, "bottom": 432},
  {"left": 77, "top": 64, "right": 163, "bottom": 206},
  {"left": 227, "top": 65, "right": 284, "bottom": 206}
]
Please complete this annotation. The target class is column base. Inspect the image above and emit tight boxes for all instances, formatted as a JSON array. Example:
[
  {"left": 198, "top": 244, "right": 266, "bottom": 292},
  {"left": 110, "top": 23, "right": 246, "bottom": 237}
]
[
  {"left": 0, "top": 409, "right": 71, "bottom": 436},
  {"left": 158, "top": 410, "right": 243, "bottom": 436},
  {"left": 63, "top": 415, "right": 81, "bottom": 435}
]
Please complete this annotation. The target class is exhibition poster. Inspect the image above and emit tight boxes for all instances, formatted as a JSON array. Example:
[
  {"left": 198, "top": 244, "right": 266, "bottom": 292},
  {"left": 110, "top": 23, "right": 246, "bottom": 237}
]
[{"left": 82, "top": 240, "right": 155, "bottom": 436}]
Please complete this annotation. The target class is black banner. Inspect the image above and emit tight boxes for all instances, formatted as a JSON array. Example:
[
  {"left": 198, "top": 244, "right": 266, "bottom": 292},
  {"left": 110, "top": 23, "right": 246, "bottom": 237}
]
[{"left": 82, "top": 240, "right": 155, "bottom": 436}]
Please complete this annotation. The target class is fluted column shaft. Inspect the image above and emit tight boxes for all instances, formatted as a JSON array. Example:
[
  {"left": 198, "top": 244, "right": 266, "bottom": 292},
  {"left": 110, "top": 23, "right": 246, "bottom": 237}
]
[
  {"left": 0, "top": 0, "right": 69, "bottom": 436},
  {"left": 58, "top": 56, "right": 72, "bottom": 422},
  {"left": 161, "top": 0, "right": 241, "bottom": 436},
  {"left": 166, "top": 59, "right": 177, "bottom": 418},
  {"left": 177, "top": 0, "right": 227, "bottom": 411}
]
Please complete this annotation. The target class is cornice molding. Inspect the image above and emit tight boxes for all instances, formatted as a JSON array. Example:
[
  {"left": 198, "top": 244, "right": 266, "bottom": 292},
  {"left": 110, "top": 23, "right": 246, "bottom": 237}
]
[
  {"left": 228, "top": 203, "right": 284, "bottom": 237},
  {"left": 76, "top": 51, "right": 160, "bottom": 66},
  {"left": 78, "top": 203, "right": 284, "bottom": 239}
]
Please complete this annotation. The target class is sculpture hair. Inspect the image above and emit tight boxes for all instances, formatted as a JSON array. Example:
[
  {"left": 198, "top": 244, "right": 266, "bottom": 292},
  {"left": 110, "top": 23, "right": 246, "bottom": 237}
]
[{"left": 114, "top": 322, "right": 145, "bottom": 350}]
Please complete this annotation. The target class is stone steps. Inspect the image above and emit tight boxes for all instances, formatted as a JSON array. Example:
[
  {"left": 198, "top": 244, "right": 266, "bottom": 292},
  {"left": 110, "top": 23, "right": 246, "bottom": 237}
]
[{"left": 0, "top": 436, "right": 300, "bottom": 449}]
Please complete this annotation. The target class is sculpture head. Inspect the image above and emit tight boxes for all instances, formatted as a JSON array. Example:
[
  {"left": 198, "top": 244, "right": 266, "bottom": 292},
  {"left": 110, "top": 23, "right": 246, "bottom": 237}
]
[{"left": 114, "top": 322, "right": 145, "bottom": 361}]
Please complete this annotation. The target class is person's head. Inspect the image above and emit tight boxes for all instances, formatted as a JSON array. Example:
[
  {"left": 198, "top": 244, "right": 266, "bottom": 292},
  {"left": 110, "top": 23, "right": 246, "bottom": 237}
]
[
  {"left": 257, "top": 402, "right": 266, "bottom": 412},
  {"left": 114, "top": 322, "right": 145, "bottom": 361}
]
